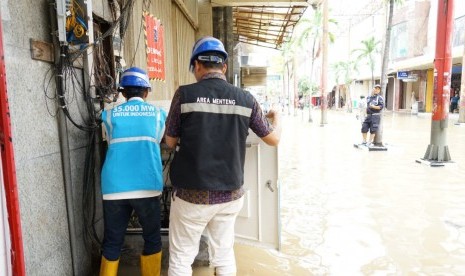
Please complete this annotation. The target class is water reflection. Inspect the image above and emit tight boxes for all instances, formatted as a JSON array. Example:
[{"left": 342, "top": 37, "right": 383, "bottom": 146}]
[{"left": 227, "top": 110, "right": 465, "bottom": 275}]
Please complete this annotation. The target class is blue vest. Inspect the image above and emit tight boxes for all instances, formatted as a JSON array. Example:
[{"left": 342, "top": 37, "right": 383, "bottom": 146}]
[{"left": 101, "top": 98, "right": 166, "bottom": 195}]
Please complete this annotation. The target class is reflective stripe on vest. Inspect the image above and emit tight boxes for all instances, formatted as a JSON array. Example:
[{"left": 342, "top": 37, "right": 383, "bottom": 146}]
[
  {"left": 109, "top": 136, "right": 160, "bottom": 145},
  {"left": 181, "top": 102, "right": 252, "bottom": 117},
  {"left": 106, "top": 109, "right": 113, "bottom": 141}
]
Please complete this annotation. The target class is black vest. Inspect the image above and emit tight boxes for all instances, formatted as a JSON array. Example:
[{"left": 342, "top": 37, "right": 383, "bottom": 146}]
[{"left": 170, "top": 78, "right": 255, "bottom": 191}]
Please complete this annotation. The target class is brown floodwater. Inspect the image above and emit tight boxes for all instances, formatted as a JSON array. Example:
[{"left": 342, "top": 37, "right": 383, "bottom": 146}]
[{"left": 192, "top": 110, "right": 465, "bottom": 275}]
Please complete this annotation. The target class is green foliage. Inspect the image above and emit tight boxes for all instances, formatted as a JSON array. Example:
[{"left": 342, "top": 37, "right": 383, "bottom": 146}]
[
  {"left": 292, "top": 7, "right": 337, "bottom": 58},
  {"left": 298, "top": 77, "right": 319, "bottom": 96},
  {"left": 352, "top": 37, "right": 381, "bottom": 64},
  {"left": 280, "top": 41, "right": 295, "bottom": 63},
  {"left": 331, "top": 60, "right": 358, "bottom": 85},
  {"left": 352, "top": 36, "right": 381, "bottom": 84}
]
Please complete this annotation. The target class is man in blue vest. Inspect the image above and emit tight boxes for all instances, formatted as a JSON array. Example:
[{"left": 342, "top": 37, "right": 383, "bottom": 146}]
[
  {"left": 100, "top": 67, "right": 166, "bottom": 276},
  {"left": 361, "top": 84, "right": 384, "bottom": 146},
  {"left": 165, "top": 36, "right": 282, "bottom": 276}
]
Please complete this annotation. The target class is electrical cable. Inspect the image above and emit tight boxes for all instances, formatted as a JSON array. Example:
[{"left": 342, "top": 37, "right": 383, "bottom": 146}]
[
  {"left": 129, "top": 0, "right": 151, "bottom": 67},
  {"left": 68, "top": 0, "right": 136, "bottom": 63},
  {"left": 43, "top": 66, "right": 60, "bottom": 117},
  {"left": 48, "top": 0, "right": 165, "bottom": 251},
  {"left": 53, "top": 44, "right": 103, "bottom": 247},
  {"left": 161, "top": 149, "right": 173, "bottom": 230}
]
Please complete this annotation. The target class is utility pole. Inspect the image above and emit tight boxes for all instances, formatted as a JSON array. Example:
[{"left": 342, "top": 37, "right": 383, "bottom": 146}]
[
  {"left": 422, "top": 0, "right": 454, "bottom": 162},
  {"left": 375, "top": 0, "right": 394, "bottom": 147},
  {"left": 320, "top": 0, "right": 328, "bottom": 126},
  {"left": 458, "top": 35, "right": 465, "bottom": 123}
]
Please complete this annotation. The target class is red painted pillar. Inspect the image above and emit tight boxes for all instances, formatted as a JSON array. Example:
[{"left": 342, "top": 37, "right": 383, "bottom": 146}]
[
  {"left": 0, "top": 12, "right": 26, "bottom": 276},
  {"left": 432, "top": 0, "right": 454, "bottom": 121},
  {"left": 423, "top": 0, "right": 454, "bottom": 162}
]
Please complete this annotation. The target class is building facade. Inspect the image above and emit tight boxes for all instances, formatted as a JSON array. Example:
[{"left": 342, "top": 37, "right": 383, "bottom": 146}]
[
  {"left": 0, "top": 0, "right": 309, "bottom": 274},
  {"left": 0, "top": 0, "right": 209, "bottom": 275},
  {"left": 329, "top": 0, "right": 465, "bottom": 113}
]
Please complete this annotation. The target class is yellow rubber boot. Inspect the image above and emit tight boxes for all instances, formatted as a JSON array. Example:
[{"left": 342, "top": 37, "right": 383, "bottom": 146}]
[
  {"left": 99, "top": 256, "right": 119, "bottom": 276},
  {"left": 140, "top": 252, "right": 162, "bottom": 276}
]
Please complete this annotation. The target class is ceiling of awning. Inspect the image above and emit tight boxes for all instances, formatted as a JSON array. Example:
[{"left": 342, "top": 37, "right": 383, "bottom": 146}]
[{"left": 233, "top": 5, "right": 308, "bottom": 49}]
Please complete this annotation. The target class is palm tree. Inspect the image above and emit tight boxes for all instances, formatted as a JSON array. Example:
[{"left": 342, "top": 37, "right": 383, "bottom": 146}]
[
  {"left": 280, "top": 42, "right": 295, "bottom": 115},
  {"left": 298, "top": 77, "right": 320, "bottom": 122},
  {"left": 352, "top": 36, "right": 381, "bottom": 86},
  {"left": 293, "top": 6, "right": 336, "bottom": 123},
  {"left": 332, "top": 60, "right": 358, "bottom": 113}
]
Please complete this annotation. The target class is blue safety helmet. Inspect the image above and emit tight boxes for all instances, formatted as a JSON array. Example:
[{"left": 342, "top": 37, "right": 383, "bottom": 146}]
[
  {"left": 189, "top": 36, "right": 228, "bottom": 72},
  {"left": 120, "top": 67, "right": 151, "bottom": 90}
]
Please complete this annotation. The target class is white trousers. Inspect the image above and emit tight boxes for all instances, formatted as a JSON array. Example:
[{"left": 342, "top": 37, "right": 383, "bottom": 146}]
[{"left": 168, "top": 195, "right": 244, "bottom": 276}]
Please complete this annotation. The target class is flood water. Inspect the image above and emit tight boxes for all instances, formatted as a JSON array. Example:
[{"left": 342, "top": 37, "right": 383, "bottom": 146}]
[
  {"left": 194, "top": 110, "right": 465, "bottom": 275},
  {"left": 118, "top": 109, "right": 465, "bottom": 276}
]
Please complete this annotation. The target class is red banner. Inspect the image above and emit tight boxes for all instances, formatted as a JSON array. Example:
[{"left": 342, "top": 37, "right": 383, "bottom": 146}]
[{"left": 144, "top": 12, "right": 165, "bottom": 80}]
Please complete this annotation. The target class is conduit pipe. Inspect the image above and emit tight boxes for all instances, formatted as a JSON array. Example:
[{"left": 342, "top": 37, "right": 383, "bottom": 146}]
[{"left": 49, "top": 1, "right": 78, "bottom": 275}]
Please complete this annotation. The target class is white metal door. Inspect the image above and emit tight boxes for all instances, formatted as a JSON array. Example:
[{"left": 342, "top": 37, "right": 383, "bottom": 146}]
[{"left": 235, "top": 132, "right": 280, "bottom": 250}]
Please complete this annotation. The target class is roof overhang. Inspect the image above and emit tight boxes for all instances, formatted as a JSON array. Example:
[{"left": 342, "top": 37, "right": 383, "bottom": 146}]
[
  {"left": 213, "top": 1, "right": 318, "bottom": 49},
  {"left": 233, "top": 5, "right": 308, "bottom": 49}
]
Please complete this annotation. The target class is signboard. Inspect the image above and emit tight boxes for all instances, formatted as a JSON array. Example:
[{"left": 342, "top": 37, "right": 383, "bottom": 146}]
[
  {"left": 397, "top": 71, "right": 418, "bottom": 82},
  {"left": 144, "top": 12, "right": 165, "bottom": 80},
  {"left": 403, "top": 74, "right": 418, "bottom": 82},
  {"left": 397, "top": 71, "right": 409, "bottom": 79}
]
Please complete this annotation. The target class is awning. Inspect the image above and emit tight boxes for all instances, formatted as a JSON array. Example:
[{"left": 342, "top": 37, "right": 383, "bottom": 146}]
[{"left": 233, "top": 5, "right": 308, "bottom": 49}]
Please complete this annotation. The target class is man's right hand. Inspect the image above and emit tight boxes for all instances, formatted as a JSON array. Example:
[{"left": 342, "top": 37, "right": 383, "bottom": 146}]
[
  {"left": 261, "top": 109, "right": 281, "bottom": 146},
  {"left": 265, "top": 109, "right": 280, "bottom": 121}
]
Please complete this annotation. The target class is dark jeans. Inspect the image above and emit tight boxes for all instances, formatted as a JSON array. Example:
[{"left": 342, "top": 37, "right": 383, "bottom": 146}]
[
  {"left": 361, "top": 114, "right": 380, "bottom": 134},
  {"left": 102, "top": 196, "right": 161, "bottom": 261}
]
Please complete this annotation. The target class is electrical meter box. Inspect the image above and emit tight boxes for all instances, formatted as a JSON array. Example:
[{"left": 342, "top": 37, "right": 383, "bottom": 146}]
[{"left": 55, "top": 0, "right": 89, "bottom": 45}]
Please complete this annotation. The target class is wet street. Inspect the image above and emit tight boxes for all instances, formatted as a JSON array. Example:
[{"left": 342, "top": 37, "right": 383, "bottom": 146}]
[
  {"left": 122, "top": 109, "right": 465, "bottom": 276},
  {"left": 226, "top": 109, "right": 465, "bottom": 275}
]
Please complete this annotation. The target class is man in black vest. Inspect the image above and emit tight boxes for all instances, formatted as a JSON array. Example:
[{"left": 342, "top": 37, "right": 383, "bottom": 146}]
[{"left": 165, "top": 36, "right": 281, "bottom": 276}]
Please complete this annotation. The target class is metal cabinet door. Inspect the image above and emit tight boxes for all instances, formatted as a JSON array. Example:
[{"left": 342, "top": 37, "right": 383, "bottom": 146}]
[{"left": 235, "top": 132, "right": 280, "bottom": 250}]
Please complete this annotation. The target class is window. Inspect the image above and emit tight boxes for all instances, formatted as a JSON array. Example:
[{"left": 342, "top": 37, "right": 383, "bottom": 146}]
[
  {"left": 390, "top": 22, "right": 408, "bottom": 60},
  {"left": 453, "top": 16, "right": 465, "bottom": 47}
]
